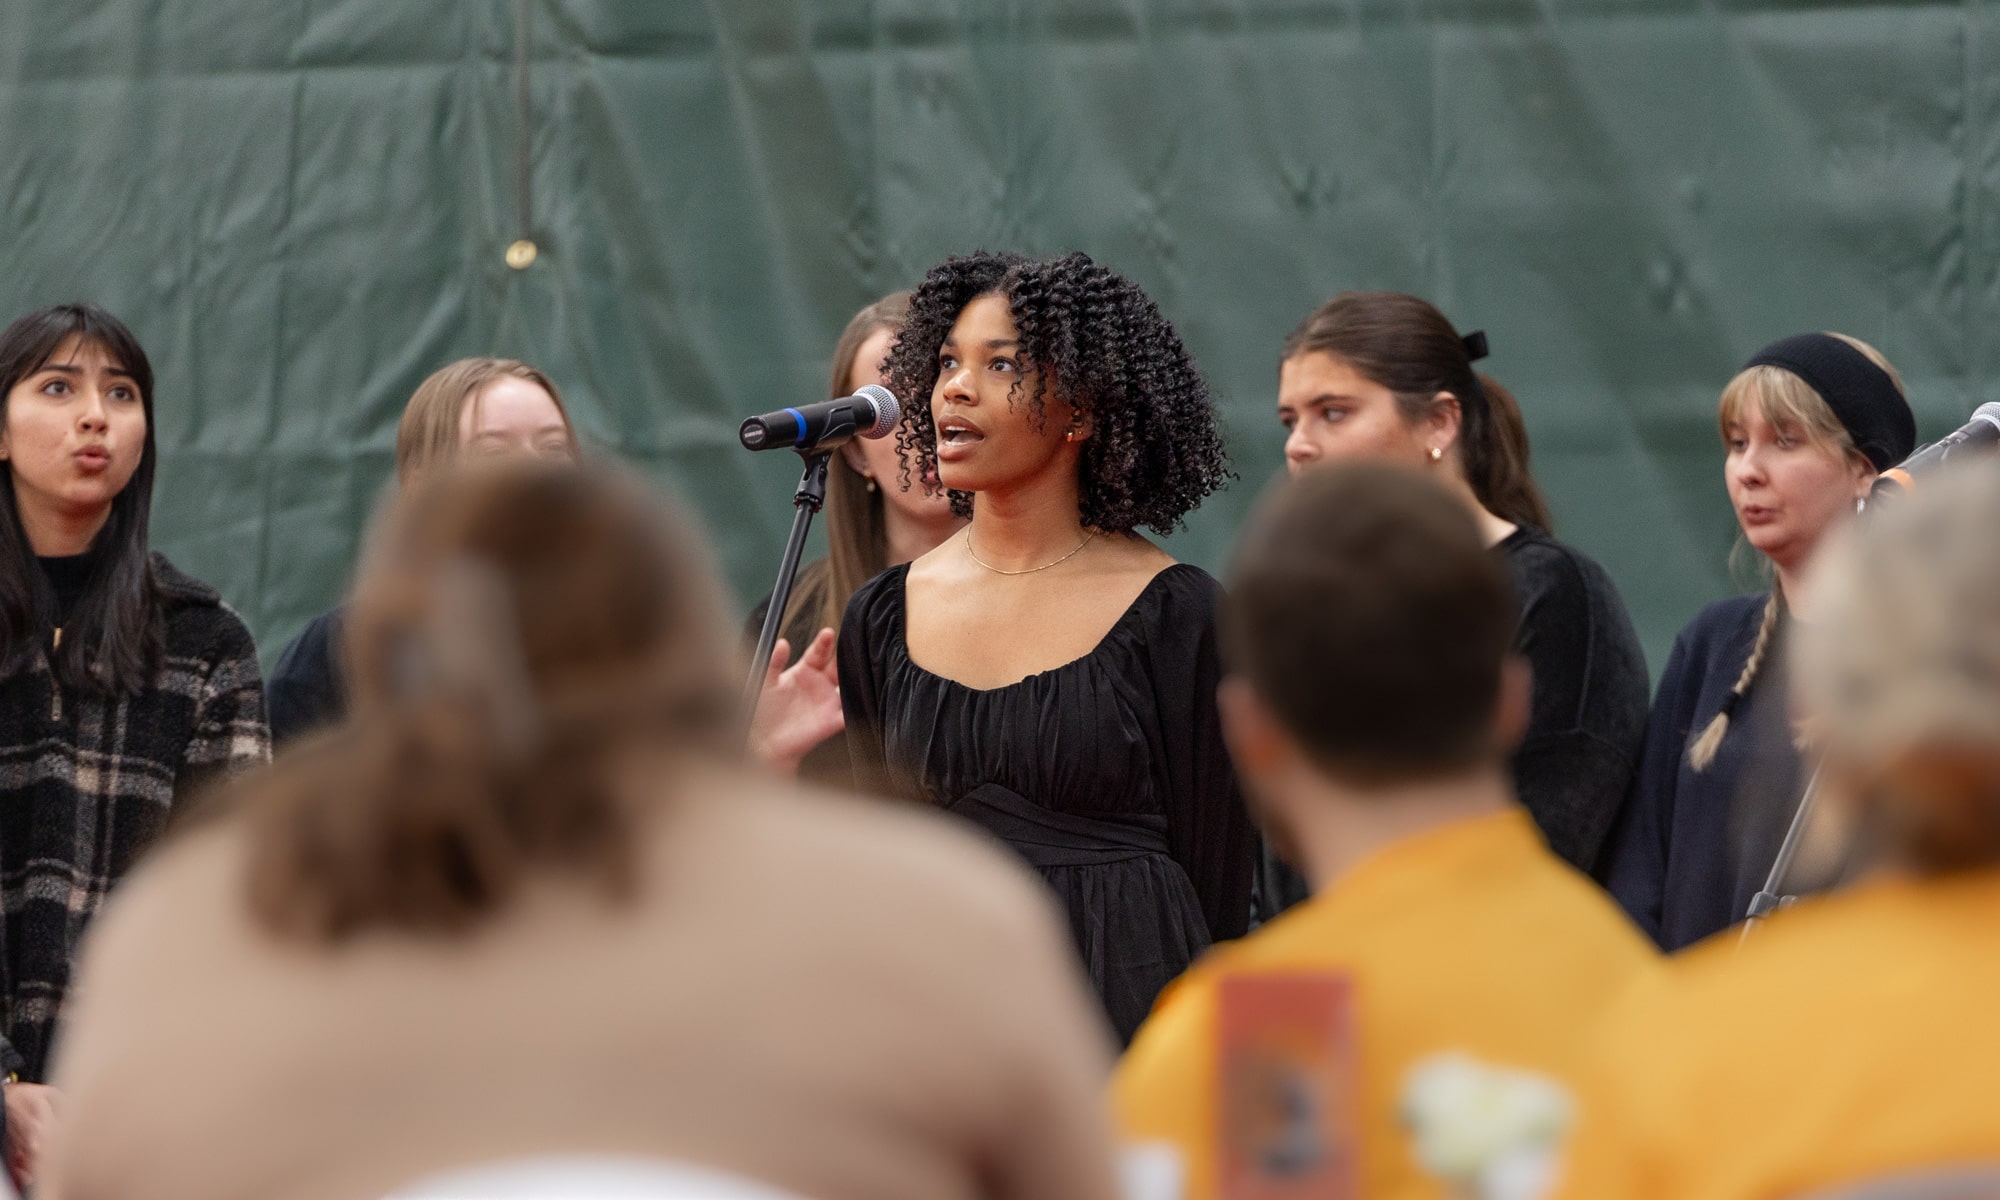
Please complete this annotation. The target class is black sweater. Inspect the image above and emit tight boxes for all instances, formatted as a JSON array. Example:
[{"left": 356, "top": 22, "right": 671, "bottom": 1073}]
[
  {"left": 1498, "top": 527, "right": 1650, "bottom": 871},
  {"left": 266, "top": 605, "right": 348, "bottom": 746},
  {"left": 1598, "top": 593, "right": 1819, "bottom": 951}
]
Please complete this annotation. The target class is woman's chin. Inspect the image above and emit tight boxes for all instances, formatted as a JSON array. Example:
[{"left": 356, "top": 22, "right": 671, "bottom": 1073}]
[{"left": 936, "top": 467, "right": 981, "bottom": 494}]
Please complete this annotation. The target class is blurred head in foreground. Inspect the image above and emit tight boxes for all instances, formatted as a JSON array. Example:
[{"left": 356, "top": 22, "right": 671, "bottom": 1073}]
[
  {"left": 1219, "top": 462, "right": 1525, "bottom": 874},
  {"left": 45, "top": 458, "right": 1125, "bottom": 1200},
  {"left": 248, "top": 460, "right": 738, "bottom": 940},
  {"left": 1799, "top": 462, "right": 2000, "bottom": 875}
]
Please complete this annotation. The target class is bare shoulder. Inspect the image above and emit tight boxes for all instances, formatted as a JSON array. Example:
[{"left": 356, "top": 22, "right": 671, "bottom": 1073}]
[
  {"left": 1095, "top": 531, "right": 1175, "bottom": 574},
  {"left": 911, "top": 524, "right": 965, "bottom": 568}
]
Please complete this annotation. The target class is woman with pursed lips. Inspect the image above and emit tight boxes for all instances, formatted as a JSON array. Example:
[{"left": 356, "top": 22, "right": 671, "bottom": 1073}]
[
  {"left": 0, "top": 303, "right": 269, "bottom": 1188},
  {"left": 1598, "top": 332, "right": 1916, "bottom": 950},
  {"left": 838, "top": 251, "right": 1257, "bottom": 1045}
]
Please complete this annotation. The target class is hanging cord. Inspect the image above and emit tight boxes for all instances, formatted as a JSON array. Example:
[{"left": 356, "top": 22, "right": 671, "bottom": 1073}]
[{"left": 505, "top": 0, "right": 538, "bottom": 270}]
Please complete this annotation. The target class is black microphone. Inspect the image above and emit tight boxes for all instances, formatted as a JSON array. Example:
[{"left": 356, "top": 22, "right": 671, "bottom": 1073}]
[
  {"left": 738, "top": 384, "right": 901, "bottom": 452},
  {"left": 1874, "top": 402, "right": 2000, "bottom": 495}
]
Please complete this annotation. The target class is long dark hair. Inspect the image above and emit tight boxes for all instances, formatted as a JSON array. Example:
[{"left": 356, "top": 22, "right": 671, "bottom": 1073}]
[
  {"left": 0, "top": 304, "right": 162, "bottom": 694},
  {"left": 1282, "top": 291, "right": 1552, "bottom": 531}
]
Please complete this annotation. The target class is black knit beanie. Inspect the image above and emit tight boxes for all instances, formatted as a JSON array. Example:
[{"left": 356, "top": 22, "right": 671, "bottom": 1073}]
[{"left": 1741, "top": 333, "right": 1917, "bottom": 472}]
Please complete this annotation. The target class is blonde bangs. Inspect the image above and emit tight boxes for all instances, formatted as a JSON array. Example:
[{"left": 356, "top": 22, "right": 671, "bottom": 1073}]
[
  {"left": 1717, "top": 332, "right": 1902, "bottom": 461},
  {"left": 1717, "top": 364, "right": 1856, "bottom": 456}
]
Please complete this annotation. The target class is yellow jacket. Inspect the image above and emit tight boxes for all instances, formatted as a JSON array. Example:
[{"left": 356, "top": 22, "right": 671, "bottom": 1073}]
[
  {"left": 1114, "top": 809, "right": 1655, "bottom": 1199},
  {"left": 1557, "top": 870, "right": 2000, "bottom": 1200}
]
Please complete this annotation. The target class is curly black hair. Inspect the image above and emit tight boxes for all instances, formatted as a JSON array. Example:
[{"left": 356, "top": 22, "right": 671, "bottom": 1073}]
[{"left": 882, "top": 250, "right": 1235, "bottom": 535}]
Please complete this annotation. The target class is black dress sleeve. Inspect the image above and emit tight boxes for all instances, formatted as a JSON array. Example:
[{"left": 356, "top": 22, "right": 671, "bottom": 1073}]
[
  {"left": 1506, "top": 540, "right": 1650, "bottom": 870},
  {"left": 1597, "top": 631, "right": 1701, "bottom": 943},
  {"left": 1150, "top": 569, "right": 1258, "bottom": 944},
  {"left": 837, "top": 567, "right": 900, "bottom": 797}
]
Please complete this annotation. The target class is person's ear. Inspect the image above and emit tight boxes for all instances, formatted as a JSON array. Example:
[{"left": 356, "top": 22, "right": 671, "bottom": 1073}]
[
  {"left": 1852, "top": 455, "right": 1878, "bottom": 502},
  {"left": 1423, "top": 391, "right": 1464, "bottom": 460},
  {"left": 1493, "top": 654, "right": 1532, "bottom": 754},
  {"left": 1218, "top": 675, "right": 1291, "bottom": 779},
  {"left": 838, "top": 438, "right": 871, "bottom": 479},
  {"left": 1060, "top": 393, "right": 1093, "bottom": 445}
]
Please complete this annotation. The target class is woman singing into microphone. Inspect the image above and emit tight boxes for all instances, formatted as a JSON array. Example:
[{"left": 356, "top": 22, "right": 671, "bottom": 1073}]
[{"left": 838, "top": 251, "right": 1254, "bottom": 1043}]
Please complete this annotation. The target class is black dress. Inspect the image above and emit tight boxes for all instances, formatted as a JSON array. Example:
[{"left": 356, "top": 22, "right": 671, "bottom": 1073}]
[{"left": 838, "top": 562, "right": 1258, "bottom": 1043}]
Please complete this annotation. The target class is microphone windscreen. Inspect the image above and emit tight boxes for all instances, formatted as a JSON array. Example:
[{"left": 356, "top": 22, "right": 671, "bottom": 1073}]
[{"left": 854, "top": 384, "right": 900, "bottom": 438}]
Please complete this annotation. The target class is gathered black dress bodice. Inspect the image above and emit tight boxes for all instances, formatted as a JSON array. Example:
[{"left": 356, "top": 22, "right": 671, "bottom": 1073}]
[{"left": 838, "top": 562, "right": 1258, "bottom": 1043}]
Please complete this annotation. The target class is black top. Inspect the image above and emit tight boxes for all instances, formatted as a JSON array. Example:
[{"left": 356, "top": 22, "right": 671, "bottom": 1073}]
[
  {"left": 37, "top": 553, "right": 94, "bottom": 628},
  {"left": 1498, "top": 526, "right": 1651, "bottom": 871},
  {"left": 266, "top": 605, "right": 348, "bottom": 746},
  {"left": 1597, "top": 593, "right": 1820, "bottom": 951},
  {"left": 838, "top": 562, "right": 1259, "bottom": 1044}
]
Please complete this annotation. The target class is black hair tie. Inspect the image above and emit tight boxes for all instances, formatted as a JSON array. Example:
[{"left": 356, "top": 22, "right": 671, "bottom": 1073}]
[
  {"left": 1717, "top": 690, "right": 1742, "bottom": 719},
  {"left": 1461, "top": 330, "right": 1490, "bottom": 362}
]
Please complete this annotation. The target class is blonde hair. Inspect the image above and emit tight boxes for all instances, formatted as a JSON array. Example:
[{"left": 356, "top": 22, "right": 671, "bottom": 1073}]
[
  {"left": 395, "top": 358, "right": 578, "bottom": 483},
  {"left": 1688, "top": 333, "right": 1901, "bottom": 770},
  {"left": 1799, "top": 463, "right": 2000, "bottom": 871}
]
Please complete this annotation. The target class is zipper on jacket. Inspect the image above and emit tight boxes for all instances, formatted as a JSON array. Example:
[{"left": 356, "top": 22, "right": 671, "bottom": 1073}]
[{"left": 47, "top": 627, "right": 62, "bottom": 723}]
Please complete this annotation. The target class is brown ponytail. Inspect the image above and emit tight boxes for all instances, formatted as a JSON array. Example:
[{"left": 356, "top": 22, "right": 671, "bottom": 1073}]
[
  {"left": 1687, "top": 591, "right": 1783, "bottom": 771},
  {"left": 1475, "top": 374, "right": 1554, "bottom": 531},
  {"left": 241, "top": 463, "right": 740, "bottom": 942},
  {"left": 1282, "top": 292, "right": 1552, "bottom": 530}
]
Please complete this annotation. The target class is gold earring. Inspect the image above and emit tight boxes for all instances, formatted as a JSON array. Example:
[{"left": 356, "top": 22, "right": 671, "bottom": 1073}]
[{"left": 1429, "top": 446, "right": 1444, "bottom": 462}]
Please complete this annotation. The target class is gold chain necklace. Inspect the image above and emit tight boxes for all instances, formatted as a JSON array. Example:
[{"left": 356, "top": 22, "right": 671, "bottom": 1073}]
[{"left": 963, "top": 527, "right": 1097, "bottom": 575}]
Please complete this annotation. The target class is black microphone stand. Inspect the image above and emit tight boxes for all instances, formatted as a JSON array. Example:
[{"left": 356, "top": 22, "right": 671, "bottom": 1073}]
[
  {"left": 743, "top": 422, "right": 852, "bottom": 710},
  {"left": 1738, "top": 763, "right": 1823, "bottom": 945}
]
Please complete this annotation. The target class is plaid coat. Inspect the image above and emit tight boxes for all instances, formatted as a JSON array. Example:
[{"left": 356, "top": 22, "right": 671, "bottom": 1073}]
[{"left": 0, "top": 553, "right": 269, "bottom": 1080}]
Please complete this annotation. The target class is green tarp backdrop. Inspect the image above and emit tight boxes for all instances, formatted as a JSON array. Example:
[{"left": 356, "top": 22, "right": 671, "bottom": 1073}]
[{"left": 0, "top": 1, "right": 1985, "bottom": 677}]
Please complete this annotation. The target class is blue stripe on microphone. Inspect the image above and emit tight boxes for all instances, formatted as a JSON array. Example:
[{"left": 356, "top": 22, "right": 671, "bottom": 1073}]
[{"left": 783, "top": 407, "right": 806, "bottom": 442}]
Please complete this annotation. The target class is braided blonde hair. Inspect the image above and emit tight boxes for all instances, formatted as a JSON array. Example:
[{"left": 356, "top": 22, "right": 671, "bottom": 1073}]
[
  {"left": 1687, "top": 591, "right": 1783, "bottom": 770},
  {"left": 1688, "top": 333, "right": 1898, "bottom": 771}
]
